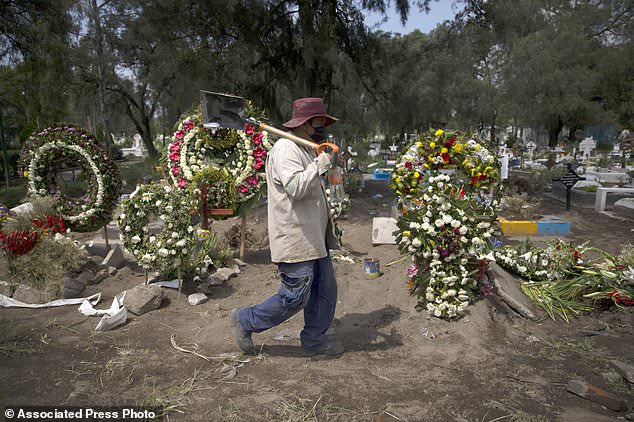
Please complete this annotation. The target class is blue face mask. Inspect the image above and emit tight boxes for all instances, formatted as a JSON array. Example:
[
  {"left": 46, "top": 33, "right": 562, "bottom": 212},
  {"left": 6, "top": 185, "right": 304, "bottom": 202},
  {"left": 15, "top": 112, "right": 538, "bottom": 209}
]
[{"left": 310, "top": 125, "right": 326, "bottom": 142}]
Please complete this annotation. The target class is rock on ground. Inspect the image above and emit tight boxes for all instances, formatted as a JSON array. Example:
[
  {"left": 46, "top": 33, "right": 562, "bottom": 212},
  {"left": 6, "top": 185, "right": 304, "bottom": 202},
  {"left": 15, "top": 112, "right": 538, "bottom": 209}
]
[
  {"left": 62, "top": 278, "right": 85, "bottom": 299},
  {"left": 123, "top": 284, "right": 165, "bottom": 316},
  {"left": 12, "top": 284, "right": 56, "bottom": 304},
  {"left": 188, "top": 293, "right": 208, "bottom": 306},
  {"left": 0, "top": 280, "right": 15, "bottom": 297}
]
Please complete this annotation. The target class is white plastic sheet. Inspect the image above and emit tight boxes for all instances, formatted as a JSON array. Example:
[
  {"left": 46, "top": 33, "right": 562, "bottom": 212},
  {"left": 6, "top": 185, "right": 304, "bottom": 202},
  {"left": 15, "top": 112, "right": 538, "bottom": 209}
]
[
  {"left": 79, "top": 292, "right": 127, "bottom": 331},
  {"left": 0, "top": 292, "right": 101, "bottom": 308}
]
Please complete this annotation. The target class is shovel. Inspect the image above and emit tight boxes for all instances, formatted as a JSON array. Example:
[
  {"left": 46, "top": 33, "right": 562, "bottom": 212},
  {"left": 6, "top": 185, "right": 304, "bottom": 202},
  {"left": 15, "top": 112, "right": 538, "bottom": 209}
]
[{"left": 200, "top": 90, "right": 339, "bottom": 154}]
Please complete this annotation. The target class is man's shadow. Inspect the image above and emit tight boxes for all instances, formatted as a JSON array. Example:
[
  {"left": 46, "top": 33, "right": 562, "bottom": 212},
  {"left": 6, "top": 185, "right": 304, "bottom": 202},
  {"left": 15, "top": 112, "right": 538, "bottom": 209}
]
[{"left": 259, "top": 305, "right": 403, "bottom": 358}]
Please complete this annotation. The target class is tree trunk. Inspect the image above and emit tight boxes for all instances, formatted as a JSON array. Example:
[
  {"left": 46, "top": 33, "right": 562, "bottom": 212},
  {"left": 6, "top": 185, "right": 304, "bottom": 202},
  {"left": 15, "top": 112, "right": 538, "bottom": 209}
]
[
  {"left": 548, "top": 116, "right": 563, "bottom": 148},
  {"left": 298, "top": 0, "right": 317, "bottom": 96},
  {"left": 90, "top": 0, "right": 112, "bottom": 152},
  {"left": 142, "top": 115, "right": 158, "bottom": 157}
]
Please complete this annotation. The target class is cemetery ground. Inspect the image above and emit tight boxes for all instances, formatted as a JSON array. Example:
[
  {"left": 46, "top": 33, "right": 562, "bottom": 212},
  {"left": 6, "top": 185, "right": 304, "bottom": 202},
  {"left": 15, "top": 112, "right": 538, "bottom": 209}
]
[{"left": 1, "top": 181, "right": 633, "bottom": 422}]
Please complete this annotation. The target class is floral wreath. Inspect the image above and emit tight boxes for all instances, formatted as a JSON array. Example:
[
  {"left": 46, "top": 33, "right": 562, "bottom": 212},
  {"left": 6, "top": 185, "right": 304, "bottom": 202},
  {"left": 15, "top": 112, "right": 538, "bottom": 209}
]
[
  {"left": 118, "top": 184, "right": 197, "bottom": 275},
  {"left": 391, "top": 129, "right": 501, "bottom": 319},
  {"left": 166, "top": 106, "right": 272, "bottom": 217},
  {"left": 20, "top": 125, "right": 121, "bottom": 232}
]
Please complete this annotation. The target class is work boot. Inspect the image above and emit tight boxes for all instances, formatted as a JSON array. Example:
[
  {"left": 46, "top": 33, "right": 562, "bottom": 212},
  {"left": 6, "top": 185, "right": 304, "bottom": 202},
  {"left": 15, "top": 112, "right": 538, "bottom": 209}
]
[
  {"left": 301, "top": 341, "right": 345, "bottom": 357},
  {"left": 231, "top": 308, "right": 254, "bottom": 354}
]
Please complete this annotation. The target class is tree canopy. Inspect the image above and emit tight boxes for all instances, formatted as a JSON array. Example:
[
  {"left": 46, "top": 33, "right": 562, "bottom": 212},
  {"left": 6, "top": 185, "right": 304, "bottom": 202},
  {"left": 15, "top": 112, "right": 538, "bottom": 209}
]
[{"left": 1, "top": 0, "right": 632, "bottom": 154}]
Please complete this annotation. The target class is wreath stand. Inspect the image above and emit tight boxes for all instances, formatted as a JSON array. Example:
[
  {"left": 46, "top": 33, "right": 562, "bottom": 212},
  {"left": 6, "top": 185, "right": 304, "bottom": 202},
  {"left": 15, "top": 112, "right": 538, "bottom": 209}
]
[{"left": 199, "top": 184, "right": 247, "bottom": 261}]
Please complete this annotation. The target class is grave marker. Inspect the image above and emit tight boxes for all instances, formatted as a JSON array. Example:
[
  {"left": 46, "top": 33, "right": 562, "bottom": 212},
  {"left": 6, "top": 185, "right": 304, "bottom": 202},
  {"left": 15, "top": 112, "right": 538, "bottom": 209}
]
[{"left": 553, "top": 162, "right": 585, "bottom": 211}]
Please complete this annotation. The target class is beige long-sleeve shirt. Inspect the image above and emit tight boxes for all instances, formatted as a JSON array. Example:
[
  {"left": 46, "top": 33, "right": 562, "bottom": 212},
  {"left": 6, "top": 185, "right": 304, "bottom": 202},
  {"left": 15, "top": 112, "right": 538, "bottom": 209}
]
[{"left": 265, "top": 137, "right": 340, "bottom": 263}]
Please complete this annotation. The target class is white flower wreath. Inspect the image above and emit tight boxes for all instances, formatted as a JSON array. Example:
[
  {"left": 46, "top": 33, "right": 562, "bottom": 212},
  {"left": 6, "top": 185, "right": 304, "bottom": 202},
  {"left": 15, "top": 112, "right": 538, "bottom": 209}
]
[
  {"left": 20, "top": 125, "right": 121, "bottom": 232},
  {"left": 392, "top": 130, "right": 501, "bottom": 319},
  {"left": 29, "top": 142, "right": 105, "bottom": 223},
  {"left": 117, "top": 184, "right": 197, "bottom": 275}
]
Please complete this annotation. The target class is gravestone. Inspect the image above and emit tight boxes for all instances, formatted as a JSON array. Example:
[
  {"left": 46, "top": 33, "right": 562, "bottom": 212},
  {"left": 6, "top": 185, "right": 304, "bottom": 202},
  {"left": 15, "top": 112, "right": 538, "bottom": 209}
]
[
  {"left": 579, "top": 137, "right": 596, "bottom": 161},
  {"left": 553, "top": 163, "right": 585, "bottom": 211},
  {"left": 526, "top": 141, "right": 537, "bottom": 161}
]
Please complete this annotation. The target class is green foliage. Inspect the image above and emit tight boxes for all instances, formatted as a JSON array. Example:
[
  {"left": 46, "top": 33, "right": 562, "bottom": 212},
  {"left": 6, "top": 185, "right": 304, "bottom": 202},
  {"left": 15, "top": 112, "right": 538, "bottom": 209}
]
[
  {"left": 576, "top": 185, "right": 598, "bottom": 192},
  {"left": 180, "top": 231, "right": 232, "bottom": 278},
  {"left": 9, "top": 236, "right": 88, "bottom": 293},
  {"left": 18, "top": 122, "right": 38, "bottom": 145}
]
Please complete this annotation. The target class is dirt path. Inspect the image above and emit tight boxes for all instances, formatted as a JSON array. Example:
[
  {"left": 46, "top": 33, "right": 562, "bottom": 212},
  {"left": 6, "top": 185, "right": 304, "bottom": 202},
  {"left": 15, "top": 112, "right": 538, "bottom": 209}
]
[{"left": 1, "top": 182, "right": 633, "bottom": 421}]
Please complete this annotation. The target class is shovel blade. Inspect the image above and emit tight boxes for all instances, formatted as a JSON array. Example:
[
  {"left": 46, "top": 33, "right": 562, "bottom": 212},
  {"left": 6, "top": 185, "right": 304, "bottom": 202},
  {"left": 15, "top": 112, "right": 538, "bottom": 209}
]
[{"left": 200, "top": 90, "right": 246, "bottom": 130}]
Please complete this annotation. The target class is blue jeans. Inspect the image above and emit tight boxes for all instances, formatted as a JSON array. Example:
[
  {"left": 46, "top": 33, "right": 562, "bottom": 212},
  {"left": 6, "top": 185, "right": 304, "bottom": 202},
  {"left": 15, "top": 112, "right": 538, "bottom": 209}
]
[{"left": 238, "top": 256, "right": 337, "bottom": 350}]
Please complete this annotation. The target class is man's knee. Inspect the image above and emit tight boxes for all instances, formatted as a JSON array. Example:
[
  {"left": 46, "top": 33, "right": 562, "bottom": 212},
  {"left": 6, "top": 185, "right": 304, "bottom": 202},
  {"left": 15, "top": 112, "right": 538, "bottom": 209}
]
[{"left": 280, "top": 274, "right": 313, "bottom": 308}]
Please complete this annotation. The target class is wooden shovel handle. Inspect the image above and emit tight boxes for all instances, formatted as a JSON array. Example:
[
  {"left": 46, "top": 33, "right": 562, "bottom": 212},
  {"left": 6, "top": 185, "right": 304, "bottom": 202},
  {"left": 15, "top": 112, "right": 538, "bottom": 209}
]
[{"left": 249, "top": 119, "right": 340, "bottom": 154}]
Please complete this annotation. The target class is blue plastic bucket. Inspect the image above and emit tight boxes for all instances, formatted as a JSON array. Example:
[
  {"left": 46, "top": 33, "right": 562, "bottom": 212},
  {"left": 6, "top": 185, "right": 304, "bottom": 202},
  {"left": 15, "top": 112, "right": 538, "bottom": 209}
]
[{"left": 364, "top": 258, "right": 381, "bottom": 279}]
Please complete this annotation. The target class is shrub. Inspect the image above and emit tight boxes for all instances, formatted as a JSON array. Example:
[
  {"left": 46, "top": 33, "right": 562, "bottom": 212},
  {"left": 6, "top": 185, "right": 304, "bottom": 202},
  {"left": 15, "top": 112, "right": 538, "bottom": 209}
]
[{"left": 9, "top": 235, "right": 87, "bottom": 293}]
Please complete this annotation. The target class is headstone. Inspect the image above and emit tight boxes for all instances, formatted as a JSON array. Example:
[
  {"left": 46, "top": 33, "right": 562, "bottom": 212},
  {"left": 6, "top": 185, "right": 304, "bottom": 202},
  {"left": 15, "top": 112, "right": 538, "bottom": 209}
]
[
  {"left": 486, "top": 263, "right": 541, "bottom": 320},
  {"left": 123, "top": 284, "right": 165, "bottom": 315},
  {"left": 579, "top": 137, "right": 596, "bottom": 161},
  {"left": 526, "top": 141, "right": 537, "bottom": 161},
  {"left": 101, "top": 244, "right": 125, "bottom": 269},
  {"left": 500, "top": 155, "right": 509, "bottom": 180},
  {"left": 371, "top": 217, "right": 398, "bottom": 245}
]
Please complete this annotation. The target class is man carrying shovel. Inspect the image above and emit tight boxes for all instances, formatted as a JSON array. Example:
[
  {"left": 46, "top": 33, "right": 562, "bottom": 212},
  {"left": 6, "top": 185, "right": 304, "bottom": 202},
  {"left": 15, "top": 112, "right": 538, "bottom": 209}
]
[{"left": 231, "top": 98, "right": 344, "bottom": 357}]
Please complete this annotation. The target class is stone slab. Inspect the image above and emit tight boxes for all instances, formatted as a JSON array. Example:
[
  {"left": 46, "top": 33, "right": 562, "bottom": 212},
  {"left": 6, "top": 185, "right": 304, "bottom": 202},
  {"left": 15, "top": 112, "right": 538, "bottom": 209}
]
[
  {"left": 102, "top": 244, "right": 125, "bottom": 269},
  {"left": 371, "top": 217, "right": 398, "bottom": 245},
  {"left": 610, "top": 360, "right": 634, "bottom": 384},
  {"left": 614, "top": 198, "right": 634, "bottom": 219},
  {"left": 486, "top": 262, "right": 541, "bottom": 321},
  {"left": 567, "top": 379, "right": 627, "bottom": 412}
]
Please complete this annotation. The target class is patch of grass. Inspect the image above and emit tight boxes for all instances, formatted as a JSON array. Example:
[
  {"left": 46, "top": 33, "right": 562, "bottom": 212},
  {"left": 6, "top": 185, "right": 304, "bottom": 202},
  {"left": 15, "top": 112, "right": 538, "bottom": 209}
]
[
  {"left": 576, "top": 185, "right": 598, "bottom": 192},
  {"left": 601, "top": 369, "right": 634, "bottom": 396},
  {"left": 9, "top": 236, "right": 88, "bottom": 292},
  {"left": 276, "top": 396, "right": 335, "bottom": 422},
  {"left": 218, "top": 399, "right": 242, "bottom": 422},
  {"left": 0, "top": 335, "right": 36, "bottom": 356},
  {"left": 510, "top": 411, "right": 548, "bottom": 422},
  {"left": 538, "top": 338, "right": 593, "bottom": 360},
  {"left": 0, "top": 316, "right": 36, "bottom": 356},
  {"left": 139, "top": 368, "right": 212, "bottom": 419},
  {"left": 104, "top": 346, "right": 149, "bottom": 377}
]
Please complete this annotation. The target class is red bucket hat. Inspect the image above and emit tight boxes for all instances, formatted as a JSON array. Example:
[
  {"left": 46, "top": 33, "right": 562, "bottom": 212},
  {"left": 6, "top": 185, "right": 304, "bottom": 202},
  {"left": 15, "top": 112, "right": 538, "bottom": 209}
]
[{"left": 282, "top": 98, "right": 338, "bottom": 129}]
